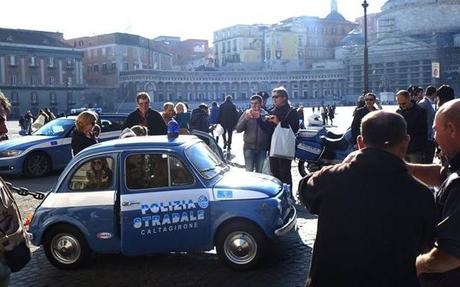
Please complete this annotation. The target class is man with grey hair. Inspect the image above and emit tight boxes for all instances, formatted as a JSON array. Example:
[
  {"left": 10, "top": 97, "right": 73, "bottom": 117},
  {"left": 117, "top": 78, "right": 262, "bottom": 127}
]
[{"left": 298, "top": 110, "right": 435, "bottom": 287}]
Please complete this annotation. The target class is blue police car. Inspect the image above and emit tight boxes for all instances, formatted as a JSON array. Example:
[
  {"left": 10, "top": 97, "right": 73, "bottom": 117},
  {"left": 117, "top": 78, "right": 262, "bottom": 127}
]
[
  {"left": 28, "top": 136, "right": 297, "bottom": 270},
  {"left": 0, "top": 114, "right": 126, "bottom": 177}
]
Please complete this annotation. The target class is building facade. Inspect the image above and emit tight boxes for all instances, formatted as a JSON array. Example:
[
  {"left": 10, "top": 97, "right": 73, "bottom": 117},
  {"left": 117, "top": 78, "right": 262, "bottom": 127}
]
[
  {"left": 0, "top": 28, "right": 84, "bottom": 117},
  {"left": 67, "top": 33, "right": 173, "bottom": 111},
  {"left": 119, "top": 69, "right": 347, "bottom": 110},
  {"left": 213, "top": 1, "right": 355, "bottom": 71},
  {"left": 340, "top": 0, "right": 460, "bottom": 100}
]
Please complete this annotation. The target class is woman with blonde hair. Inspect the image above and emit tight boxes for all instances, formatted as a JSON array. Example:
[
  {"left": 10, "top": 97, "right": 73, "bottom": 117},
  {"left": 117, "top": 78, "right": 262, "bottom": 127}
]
[
  {"left": 0, "top": 91, "right": 11, "bottom": 141},
  {"left": 71, "top": 111, "right": 98, "bottom": 156},
  {"left": 174, "top": 102, "right": 190, "bottom": 135}
]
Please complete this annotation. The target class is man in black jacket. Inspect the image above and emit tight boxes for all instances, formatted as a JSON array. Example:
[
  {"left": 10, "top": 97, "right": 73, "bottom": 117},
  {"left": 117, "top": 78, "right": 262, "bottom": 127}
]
[
  {"left": 124, "top": 92, "right": 167, "bottom": 136},
  {"left": 396, "top": 90, "right": 427, "bottom": 163},
  {"left": 298, "top": 110, "right": 436, "bottom": 287},
  {"left": 408, "top": 99, "right": 460, "bottom": 287},
  {"left": 217, "top": 95, "right": 238, "bottom": 150},
  {"left": 350, "top": 92, "right": 378, "bottom": 146},
  {"left": 257, "top": 87, "right": 299, "bottom": 187}
]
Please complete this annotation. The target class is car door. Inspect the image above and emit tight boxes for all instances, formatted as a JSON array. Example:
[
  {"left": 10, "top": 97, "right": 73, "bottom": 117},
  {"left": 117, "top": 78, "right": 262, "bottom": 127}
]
[
  {"left": 48, "top": 119, "right": 75, "bottom": 170},
  {"left": 58, "top": 154, "right": 119, "bottom": 252},
  {"left": 119, "top": 151, "right": 212, "bottom": 256},
  {"left": 99, "top": 115, "right": 127, "bottom": 141}
]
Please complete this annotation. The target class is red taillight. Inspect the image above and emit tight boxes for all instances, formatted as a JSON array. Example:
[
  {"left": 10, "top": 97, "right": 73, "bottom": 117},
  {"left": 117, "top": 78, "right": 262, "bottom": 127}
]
[{"left": 23, "top": 212, "right": 33, "bottom": 231}]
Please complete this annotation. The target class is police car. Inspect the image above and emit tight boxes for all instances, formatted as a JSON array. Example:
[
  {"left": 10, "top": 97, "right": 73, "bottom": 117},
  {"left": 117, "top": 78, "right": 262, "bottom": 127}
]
[
  {"left": 0, "top": 114, "right": 126, "bottom": 177},
  {"left": 28, "top": 136, "right": 297, "bottom": 270}
]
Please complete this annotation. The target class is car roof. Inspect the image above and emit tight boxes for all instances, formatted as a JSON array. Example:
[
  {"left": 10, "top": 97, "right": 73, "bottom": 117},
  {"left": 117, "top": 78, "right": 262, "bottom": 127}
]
[{"left": 76, "top": 135, "right": 203, "bottom": 157}]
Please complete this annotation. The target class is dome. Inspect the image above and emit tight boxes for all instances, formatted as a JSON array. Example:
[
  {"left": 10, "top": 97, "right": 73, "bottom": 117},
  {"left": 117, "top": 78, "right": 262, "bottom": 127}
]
[
  {"left": 325, "top": 11, "right": 346, "bottom": 21},
  {"left": 339, "top": 28, "right": 364, "bottom": 46}
]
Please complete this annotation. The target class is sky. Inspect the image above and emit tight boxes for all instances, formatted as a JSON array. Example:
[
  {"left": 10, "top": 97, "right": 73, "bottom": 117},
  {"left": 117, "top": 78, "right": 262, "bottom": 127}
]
[{"left": 1, "top": 0, "right": 387, "bottom": 43}]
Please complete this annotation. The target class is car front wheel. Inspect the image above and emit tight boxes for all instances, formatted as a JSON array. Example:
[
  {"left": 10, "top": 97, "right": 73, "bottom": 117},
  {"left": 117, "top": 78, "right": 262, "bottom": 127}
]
[
  {"left": 23, "top": 152, "right": 51, "bottom": 177},
  {"left": 43, "top": 225, "right": 92, "bottom": 270},
  {"left": 216, "top": 221, "right": 267, "bottom": 271}
]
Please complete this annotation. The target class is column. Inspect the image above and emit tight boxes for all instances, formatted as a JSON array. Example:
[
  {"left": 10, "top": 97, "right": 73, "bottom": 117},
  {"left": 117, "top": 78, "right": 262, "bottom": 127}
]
[
  {"left": 58, "top": 59, "right": 63, "bottom": 85},
  {"left": 40, "top": 59, "right": 45, "bottom": 85},
  {"left": 0, "top": 57, "right": 5, "bottom": 84},
  {"left": 21, "top": 58, "right": 26, "bottom": 84}
]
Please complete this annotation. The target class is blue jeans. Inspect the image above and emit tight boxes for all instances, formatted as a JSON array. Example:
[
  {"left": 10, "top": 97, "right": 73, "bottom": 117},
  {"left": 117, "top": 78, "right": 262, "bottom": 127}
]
[{"left": 244, "top": 149, "right": 267, "bottom": 173}]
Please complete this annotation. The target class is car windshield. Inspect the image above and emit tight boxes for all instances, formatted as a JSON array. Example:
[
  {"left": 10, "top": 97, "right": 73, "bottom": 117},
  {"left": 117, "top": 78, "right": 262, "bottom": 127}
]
[
  {"left": 185, "top": 141, "right": 228, "bottom": 179},
  {"left": 34, "top": 118, "right": 75, "bottom": 136}
]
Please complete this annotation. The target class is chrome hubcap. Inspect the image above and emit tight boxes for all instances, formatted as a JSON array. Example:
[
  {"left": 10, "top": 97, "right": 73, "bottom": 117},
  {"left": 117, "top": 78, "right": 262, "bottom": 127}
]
[
  {"left": 51, "top": 234, "right": 81, "bottom": 264},
  {"left": 224, "top": 231, "right": 257, "bottom": 265}
]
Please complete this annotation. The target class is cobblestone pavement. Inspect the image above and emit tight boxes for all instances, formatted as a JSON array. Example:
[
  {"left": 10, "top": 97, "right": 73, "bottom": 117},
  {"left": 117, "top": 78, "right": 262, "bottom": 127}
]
[{"left": 4, "top": 121, "right": 318, "bottom": 287}]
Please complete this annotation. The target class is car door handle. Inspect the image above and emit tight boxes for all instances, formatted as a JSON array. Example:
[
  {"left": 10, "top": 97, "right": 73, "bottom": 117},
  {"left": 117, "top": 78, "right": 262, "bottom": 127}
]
[{"left": 122, "top": 201, "right": 140, "bottom": 207}]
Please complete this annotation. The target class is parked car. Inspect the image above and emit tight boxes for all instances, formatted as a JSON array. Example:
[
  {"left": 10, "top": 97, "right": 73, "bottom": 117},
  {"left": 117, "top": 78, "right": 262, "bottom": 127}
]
[
  {"left": 0, "top": 113, "right": 127, "bottom": 177},
  {"left": 28, "top": 135, "right": 297, "bottom": 270}
]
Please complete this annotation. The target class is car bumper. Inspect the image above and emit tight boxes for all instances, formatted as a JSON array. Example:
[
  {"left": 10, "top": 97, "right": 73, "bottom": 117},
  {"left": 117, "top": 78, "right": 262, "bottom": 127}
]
[
  {"left": 0, "top": 158, "right": 22, "bottom": 175},
  {"left": 274, "top": 206, "right": 297, "bottom": 237}
]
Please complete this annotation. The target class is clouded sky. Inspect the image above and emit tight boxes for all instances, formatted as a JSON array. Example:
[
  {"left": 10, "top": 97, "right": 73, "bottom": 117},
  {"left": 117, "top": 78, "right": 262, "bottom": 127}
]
[{"left": 0, "top": 0, "right": 386, "bottom": 42}]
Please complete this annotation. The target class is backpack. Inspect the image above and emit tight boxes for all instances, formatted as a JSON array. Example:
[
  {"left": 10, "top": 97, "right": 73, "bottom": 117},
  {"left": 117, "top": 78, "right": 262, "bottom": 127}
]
[{"left": 0, "top": 177, "right": 31, "bottom": 272}]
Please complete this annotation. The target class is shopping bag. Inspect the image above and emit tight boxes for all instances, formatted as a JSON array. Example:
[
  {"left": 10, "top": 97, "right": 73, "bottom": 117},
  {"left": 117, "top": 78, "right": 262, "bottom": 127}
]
[
  {"left": 270, "top": 123, "right": 296, "bottom": 160},
  {"left": 214, "top": 124, "right": 224, "bottom": 137}
]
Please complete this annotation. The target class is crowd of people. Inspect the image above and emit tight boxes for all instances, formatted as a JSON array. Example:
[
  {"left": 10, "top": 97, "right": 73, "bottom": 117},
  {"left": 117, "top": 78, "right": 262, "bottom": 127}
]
[
  {"left": 300, "top": 84, "right": 460, "bottom": 287},
  {"left": 1, "top": 82, "right": 460, "bottom": 286}
]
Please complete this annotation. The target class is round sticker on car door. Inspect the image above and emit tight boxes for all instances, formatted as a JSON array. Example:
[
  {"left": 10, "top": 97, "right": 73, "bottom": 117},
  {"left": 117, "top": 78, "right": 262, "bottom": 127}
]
[{"left": 96, "top": 232, "right": 113, "bottom": 240}]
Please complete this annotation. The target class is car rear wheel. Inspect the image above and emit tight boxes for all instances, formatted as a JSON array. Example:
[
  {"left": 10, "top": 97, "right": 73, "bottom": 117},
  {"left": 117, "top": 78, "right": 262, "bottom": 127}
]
[
  {"left": 216, "top": 221, "right": 267, "bottom": 271},
  {"left": 298, "top": 160, "right": 323, "bottom": 177},
  {"left": 23, "top": 152, "right": 51, "bottom": 177},
  {"left": 43, "top": 225, "right": 92, "bottom": 270}
]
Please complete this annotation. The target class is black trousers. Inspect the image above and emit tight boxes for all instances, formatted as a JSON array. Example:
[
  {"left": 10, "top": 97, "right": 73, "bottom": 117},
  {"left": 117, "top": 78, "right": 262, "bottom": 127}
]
[
  {"left": 423, "top": 140, "right": 436, "bottom": 164},
  {"left": 222, "top": 128, "right": 234, "bottom": 148},
  {"left": 269, "top": 157, "right": 292, "bottom": 187}
]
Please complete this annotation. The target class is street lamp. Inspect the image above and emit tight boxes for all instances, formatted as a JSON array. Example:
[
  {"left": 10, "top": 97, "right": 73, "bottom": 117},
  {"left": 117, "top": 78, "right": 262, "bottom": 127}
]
[{"left": 362, "top": 0, "right": 369, "bottom": 93}]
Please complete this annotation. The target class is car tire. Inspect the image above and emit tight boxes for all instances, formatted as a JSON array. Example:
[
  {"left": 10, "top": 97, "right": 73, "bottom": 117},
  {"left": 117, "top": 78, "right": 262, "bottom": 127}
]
[
  {"left": 43, "top": 225, "right": 92, "bottom": 270},
  {"left": 23, "top": 152, "right": 51, "bottom": 177},
  {"left": 216, "top": 221, "right": 267, "bottom": 271},
  {"left": 298, "top": 160, "right": 323, "bottom": 177}
]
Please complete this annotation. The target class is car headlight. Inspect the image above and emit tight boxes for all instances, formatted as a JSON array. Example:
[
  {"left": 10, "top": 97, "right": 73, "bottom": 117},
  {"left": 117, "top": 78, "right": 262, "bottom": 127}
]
[{"left": 0, "top": 150, "right": 23, "bottom": 158}]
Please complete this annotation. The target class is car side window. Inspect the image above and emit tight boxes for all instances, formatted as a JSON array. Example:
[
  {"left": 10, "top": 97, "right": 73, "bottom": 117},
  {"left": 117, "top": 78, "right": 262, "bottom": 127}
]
[
  {"left": 100, "top": 116, "right": 125, "bottom": 132},
  {"left": 126, "top": 154, "right": 168, "bottom": 190},
  {"left": 170, "top": 156, "right": 194, "bottom": 186},
  {"left": 125, "top": 154, "right": 193, "bottom": 190},
  {"left": 69, "top": 157, "right": 114, "bottom": 191}
]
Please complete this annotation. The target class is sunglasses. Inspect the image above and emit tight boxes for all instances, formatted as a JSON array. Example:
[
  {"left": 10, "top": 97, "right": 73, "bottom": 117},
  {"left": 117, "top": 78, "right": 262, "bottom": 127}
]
[{"left": 365, "top": 98, "right": 375, "bottom": 102}]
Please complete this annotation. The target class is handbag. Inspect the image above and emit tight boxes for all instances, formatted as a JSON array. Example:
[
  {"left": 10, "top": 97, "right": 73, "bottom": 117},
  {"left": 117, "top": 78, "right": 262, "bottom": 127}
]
[
  {"left": 0, "top": 177, "right": 31, "bottom": 272},
  {"left": 270, "top": 109, "right": 296, "bottom": 160}
]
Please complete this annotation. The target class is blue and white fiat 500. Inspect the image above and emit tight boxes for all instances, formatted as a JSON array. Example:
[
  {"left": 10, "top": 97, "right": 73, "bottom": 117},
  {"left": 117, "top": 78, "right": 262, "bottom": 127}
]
[
  {"left": 28, "top": 136, "right": 297, "bottom": 270},
  {"left": 0, "top": 114, "right": 126, "bottom": 177}
]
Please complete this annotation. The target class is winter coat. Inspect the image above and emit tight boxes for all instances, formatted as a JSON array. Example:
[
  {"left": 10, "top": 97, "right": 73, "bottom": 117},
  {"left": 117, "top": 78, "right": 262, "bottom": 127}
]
[
  {"left": 396, "top": 104, "right": 427, "bottom": 153},
  {"left": 71, "top": 130, "right": 98, "bottom": 156},
  {"left": 125, "top": 108, "right": 167, "bottom": 136},
  {"left": 217, "top": 101, "right": 238, "bottom": 129},
  {"left": 210, "top": 106, "right": 219, "bottom": 124},
  {"left": 190, "top": 108, "right": 210, "bottom": 133},
  {"left": 236, "top": 110, "right": 270, "bottom": 151}
]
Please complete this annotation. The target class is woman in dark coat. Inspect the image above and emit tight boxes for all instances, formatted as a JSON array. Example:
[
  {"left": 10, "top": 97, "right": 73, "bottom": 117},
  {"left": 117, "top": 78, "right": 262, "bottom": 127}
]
[{"left": 71, "top": 111, "right": 98, "bottom": 156}]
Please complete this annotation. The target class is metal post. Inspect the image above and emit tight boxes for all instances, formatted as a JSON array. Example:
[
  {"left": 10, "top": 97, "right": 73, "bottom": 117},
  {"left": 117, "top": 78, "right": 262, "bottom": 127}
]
[{"left": 362, "top": 0, "right": 369, "bottom": 93}]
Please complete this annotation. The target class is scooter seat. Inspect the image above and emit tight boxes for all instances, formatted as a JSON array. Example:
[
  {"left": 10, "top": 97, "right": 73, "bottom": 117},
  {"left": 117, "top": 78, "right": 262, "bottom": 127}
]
[
  {"left": 326, "top": 131, "right": 343, "bottom": 139},
  {"left": 320, "top": 136, "right": 349, "bottom": 151}
]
